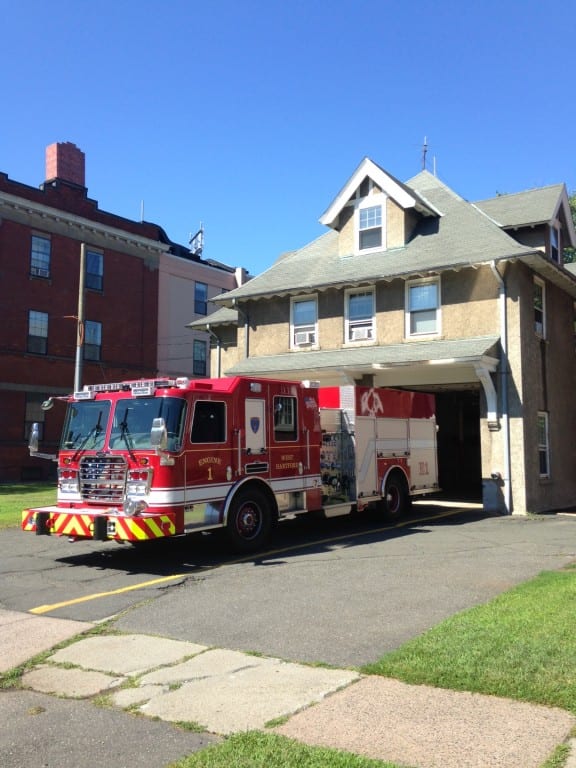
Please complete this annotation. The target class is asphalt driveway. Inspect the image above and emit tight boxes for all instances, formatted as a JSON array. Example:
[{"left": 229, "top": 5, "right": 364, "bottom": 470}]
[{"left": 112, "top": 507, "right": 576, "bottom": 667}]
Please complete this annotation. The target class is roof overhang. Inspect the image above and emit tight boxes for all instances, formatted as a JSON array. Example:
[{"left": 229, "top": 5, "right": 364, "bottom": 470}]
[
  {"left": 224, "top": 336, "right": 500, "bottom": 390},
  {"left": 187, "top": 307, "right": 239, "bottom": 330},
  {"left": 515, "top": 252, "right": 576, "bottom": 299},
  {"left": 0, "top": 190, "right": 169, "bottom": 258}
]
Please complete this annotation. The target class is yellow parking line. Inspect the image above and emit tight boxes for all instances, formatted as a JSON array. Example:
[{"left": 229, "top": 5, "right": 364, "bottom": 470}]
[
  {"left": 29, "top": 574, "right": 189, "bottom": 614},
  {"left": 29, "top": 507, "right": 463, "bottom": 615}
]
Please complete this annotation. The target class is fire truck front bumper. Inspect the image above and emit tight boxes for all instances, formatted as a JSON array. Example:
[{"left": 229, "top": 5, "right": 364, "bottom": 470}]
[{"left": 22, "top": 507, "right": 176, "bottom": 543}]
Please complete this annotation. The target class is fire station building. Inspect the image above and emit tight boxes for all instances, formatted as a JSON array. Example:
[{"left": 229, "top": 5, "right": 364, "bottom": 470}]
[{"left": 191, "top": 158, "right": 576, "bottom": 515}]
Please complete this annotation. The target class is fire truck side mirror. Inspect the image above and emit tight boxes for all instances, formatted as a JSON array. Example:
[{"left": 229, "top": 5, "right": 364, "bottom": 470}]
[
  {"left": 150, "top": 418, "right": 168, "bottom": 451},
  {"left": 29, "top": 423, "right": 40, "bottom": 454}
]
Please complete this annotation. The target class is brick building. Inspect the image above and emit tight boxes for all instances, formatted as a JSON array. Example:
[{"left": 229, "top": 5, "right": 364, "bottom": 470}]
[{"left": 0, "top": 142, "right": 244, "bottom": 481}]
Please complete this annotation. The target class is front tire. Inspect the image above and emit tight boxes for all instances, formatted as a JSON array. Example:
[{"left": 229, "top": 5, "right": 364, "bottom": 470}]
[{"left": 225, "top": 487, "right": 273, "bottom": 553}]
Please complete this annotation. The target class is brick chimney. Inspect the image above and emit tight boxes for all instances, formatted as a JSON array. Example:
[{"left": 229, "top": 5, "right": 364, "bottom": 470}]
[{"left": 45, "top": 142, "right": 85, "bottom": 187}]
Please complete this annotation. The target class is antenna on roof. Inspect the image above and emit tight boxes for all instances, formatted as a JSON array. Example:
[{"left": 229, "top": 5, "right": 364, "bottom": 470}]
[
  {"left": 422, "top": 136, "right": 428, "bottom": 171},
  {"left": 189, "top": 223, "right": 204, "bottom": 258}
]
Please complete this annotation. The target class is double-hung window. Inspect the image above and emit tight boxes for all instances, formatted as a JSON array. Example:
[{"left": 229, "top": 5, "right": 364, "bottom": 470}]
[
  {"left": 30, "top": 235, "right": 51, "bottom": 279},
  {"left": 291, "top": 296, "right": 317, "bottom": 347},
  {"left": 193, "top": 339, "right": 207, "bottom": 376},
  {"left": 359, "top": 205, "right": 382, "bottom": 250},
  {"left": 28, "top": 310, "right": 48, "bottom": 354},
  {"left": 406, "top": 279, "right": 440, "bottom": 337},
  {"left": 534, "top": 278, "right": 546, "bottom": 337},
  {"left": 24, "top": 393, "right": 45, "bottom": 440},
  {"left": 86, "top": 250, "right": 104, "bottom": 291},
  {"left": 346, "top": 289, "right": 375, "bottom": 342},
  {"left": 550, "top": 225, "right": 561, "bottom": 264},
  {"left": 84, "top": 320, "right": 102, "bottom": 361},
  {"left": 537, "top": 412, "right": 550, "bottom": 478},
  {"left": 195, "top": 282, "right": 208, "bottom": 315}
]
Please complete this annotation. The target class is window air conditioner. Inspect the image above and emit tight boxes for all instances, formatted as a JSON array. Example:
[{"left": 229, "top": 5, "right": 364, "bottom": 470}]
[
  {"left": 351, "top": 327, "right": 372, "bottom": 341},
  {"left": 31, "top": 266, "right": 50, "bottom": 278},
  {"left": 295, "top": 331, "right": 315, "bottom": 346}
]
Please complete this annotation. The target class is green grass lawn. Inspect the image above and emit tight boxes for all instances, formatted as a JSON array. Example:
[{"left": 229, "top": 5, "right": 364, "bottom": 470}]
[
  {"left": 362, "top": 566, "right": 576, "bottom": 715},
  {"left": 0, "top": 482, "right": 56, "bottom": 530},
  {"left": 168, "top": 732, "right": 401, "bottom": 768}
]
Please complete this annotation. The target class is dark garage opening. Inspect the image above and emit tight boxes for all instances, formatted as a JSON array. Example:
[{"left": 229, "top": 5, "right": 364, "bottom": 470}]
[{"left": 434, "top": 390, "right": 482, "bottom": 501}]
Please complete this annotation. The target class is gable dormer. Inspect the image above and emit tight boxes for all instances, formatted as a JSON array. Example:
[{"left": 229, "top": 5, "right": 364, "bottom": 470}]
[
  {"left": 474, "top": 185, "right": 576, "bottom": 266},
  {"left": 319, "top": 157, "right": 440, "bottom": 258}
]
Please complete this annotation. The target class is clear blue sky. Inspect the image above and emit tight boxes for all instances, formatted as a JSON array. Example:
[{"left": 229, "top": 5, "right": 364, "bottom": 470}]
[{"left": 2, "top": 0, "right": 574, "bottom": 275}]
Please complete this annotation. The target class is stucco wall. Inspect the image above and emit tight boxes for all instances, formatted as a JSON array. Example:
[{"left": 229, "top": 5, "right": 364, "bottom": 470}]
[
  {"left": 240, "top": 265, "right": 502, "bottom": 355},
  {"left": 507, "top": 262, "right": 576, "bottom": 512}
]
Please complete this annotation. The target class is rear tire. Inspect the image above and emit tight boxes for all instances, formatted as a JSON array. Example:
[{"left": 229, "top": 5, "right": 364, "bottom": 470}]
[
  {"left": 382, "top": 473, "right": 409, "bottom": 520},
  {"left": 225, "top": 487, "right": 273, "bottom": 553}
]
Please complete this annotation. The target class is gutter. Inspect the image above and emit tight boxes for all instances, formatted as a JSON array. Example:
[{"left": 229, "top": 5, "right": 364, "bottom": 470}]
[{"left": 490, "top": 261, "right": 512, "bottom": 514}]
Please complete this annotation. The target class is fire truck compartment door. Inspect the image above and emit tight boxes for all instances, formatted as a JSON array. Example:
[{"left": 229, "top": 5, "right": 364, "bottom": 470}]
[
  {"left": 409, "top": 418, "right": 438, "bottom": 488},
  {"left": 245, "top": 399, "right": 266, "bottom": 453},
  {"left": 355, "top": 417, "right": 378, "bottom": 497}
]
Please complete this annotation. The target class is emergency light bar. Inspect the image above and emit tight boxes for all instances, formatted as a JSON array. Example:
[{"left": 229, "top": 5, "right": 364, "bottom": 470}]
[{"left": 72, "top": 377, "right": 192, "bottom": 400}]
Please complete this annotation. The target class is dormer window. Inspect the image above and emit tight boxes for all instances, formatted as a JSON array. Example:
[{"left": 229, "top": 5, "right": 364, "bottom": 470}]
[
  {"left": 359, "top": 205, "right": 382, "bottom": 249},
  {"left": 550, "top": 225, "right": 561, "bottom": 264},
  {"left": 358, "top": 204, "right": 383, "bottom": 251}
]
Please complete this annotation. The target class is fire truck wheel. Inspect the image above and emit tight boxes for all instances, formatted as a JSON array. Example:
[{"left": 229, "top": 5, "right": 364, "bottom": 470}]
[
  {"left": 225, "top": 487, "right": 273, "bottom": 553},
  {"left": 383, "top": 473, "right": 409, "bottom": 520}
]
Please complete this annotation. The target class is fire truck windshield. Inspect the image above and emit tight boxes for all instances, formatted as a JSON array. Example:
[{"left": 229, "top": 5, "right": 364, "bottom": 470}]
[
  {"left": 61, "top": 401, "right": 109, "bottom": 451},
  {"left": 109, "top": 397, "right": 186, "bottom": 452}
]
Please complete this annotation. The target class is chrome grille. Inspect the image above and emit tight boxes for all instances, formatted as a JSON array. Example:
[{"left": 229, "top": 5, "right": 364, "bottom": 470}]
[{"left": 79, "top": 455, "right": 127, "bottom": 502}]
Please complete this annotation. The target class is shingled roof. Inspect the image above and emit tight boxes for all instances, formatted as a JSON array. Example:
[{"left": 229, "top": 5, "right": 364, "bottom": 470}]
[
  {"left": 216, "top": 171, "right": 541, "bottom": 304},
  {"left": 474, "top": 184, "right": 567, "bottom": 229}
]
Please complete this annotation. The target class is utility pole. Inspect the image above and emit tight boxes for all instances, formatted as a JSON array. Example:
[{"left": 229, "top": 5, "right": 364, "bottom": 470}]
[{"left": 74, "top": 243, "right": 86, "bottom": 392}]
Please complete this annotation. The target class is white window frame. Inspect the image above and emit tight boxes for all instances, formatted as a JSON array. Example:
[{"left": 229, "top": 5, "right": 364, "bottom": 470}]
[
  {"left": 290, "top": 295, "right": 318, "bottom": 349},
  {"left": 355, "top": 192, "right": 386, "bottom": 254},
  {"left": 534, "top": 278, "right": 546, "bottom": 338},
  {"left": 345, "top": 288, "right": 375, "bottom": 343},
  {"left": 537, "top": 411, "right": 550, "bottom": 478},
  {"left": 405, "top": 277, "right": 441, "bottom": 338}
]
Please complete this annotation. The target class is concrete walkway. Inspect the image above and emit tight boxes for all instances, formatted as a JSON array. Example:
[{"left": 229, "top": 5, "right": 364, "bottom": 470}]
[{"left": 1, "top": 609, "right": 575, "bottom": 768}]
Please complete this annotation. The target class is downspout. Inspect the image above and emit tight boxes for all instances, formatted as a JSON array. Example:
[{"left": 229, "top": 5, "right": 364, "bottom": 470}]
[
  {"left": 490, "top": 261, "right": 512, "bottom": 514},
  {"left": 205, "top": 325, "right": 222, "bottom": 378}
]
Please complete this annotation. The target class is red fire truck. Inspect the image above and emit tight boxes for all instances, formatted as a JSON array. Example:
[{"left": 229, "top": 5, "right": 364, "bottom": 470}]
[{"left": 22, "top": 376, "right": 438, "bottom": 552}]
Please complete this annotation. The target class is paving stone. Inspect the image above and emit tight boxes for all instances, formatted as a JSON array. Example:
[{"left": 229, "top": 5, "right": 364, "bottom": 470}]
[
  {"left": 22, "top": 665, "right": 123, "bottom": 698},
  {"left": 50, "top": 634, "right": 207, "bottom": 675}
]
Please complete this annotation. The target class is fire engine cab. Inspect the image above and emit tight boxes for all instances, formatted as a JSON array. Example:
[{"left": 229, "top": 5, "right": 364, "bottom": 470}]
[{"left": 23, "top": 376, "right": 439, "bottom": 552}]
